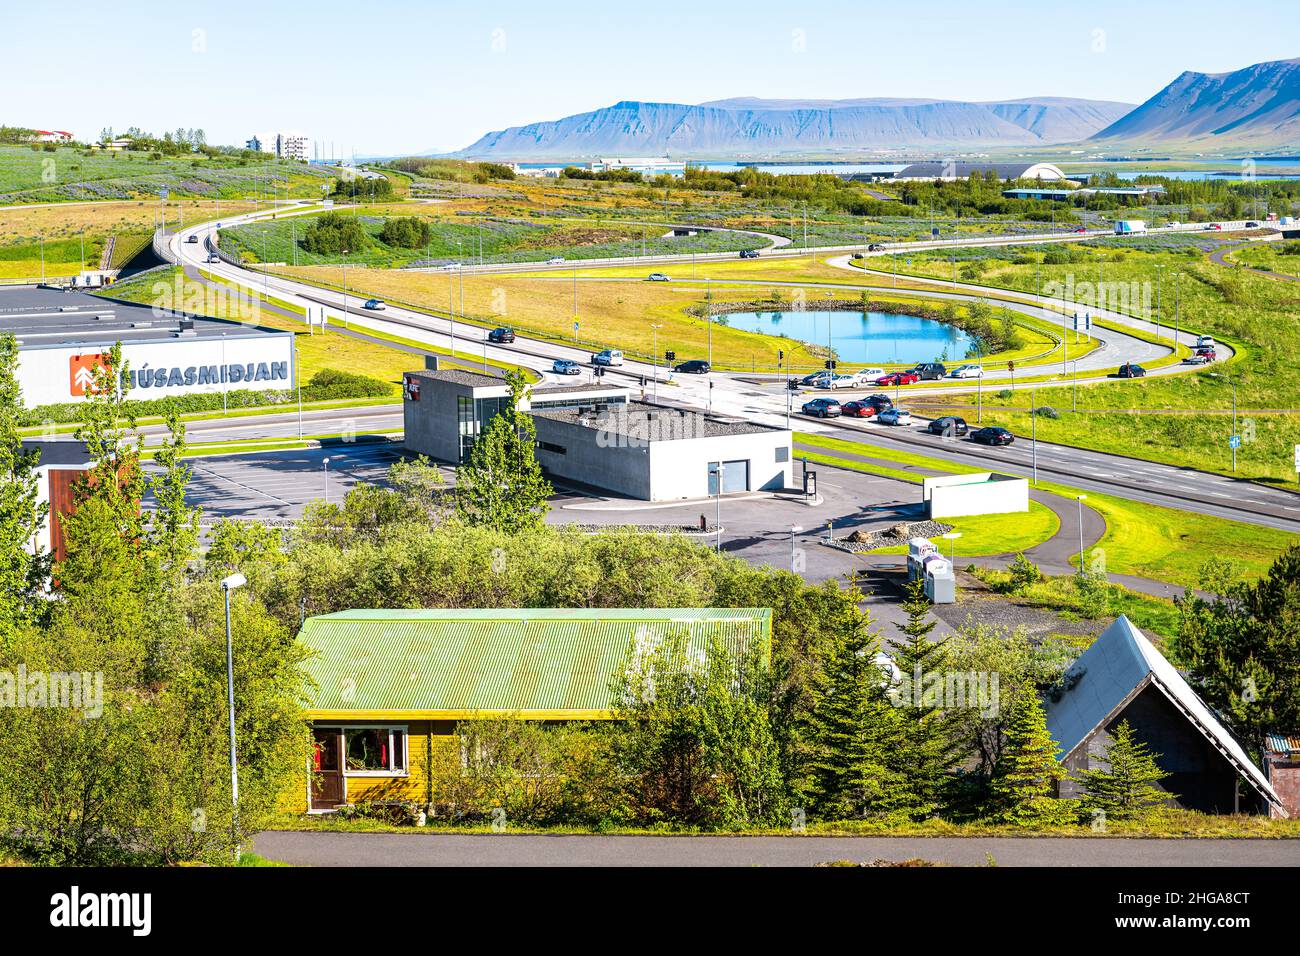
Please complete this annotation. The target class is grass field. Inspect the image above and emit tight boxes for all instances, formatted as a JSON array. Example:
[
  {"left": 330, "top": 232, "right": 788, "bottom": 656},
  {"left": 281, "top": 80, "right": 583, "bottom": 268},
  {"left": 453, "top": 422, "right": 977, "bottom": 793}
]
[
  {"left": 219, "top": 207, "right": 765, "bottom": 268},
  {"left": 0, "top": 145, "right": 339, "bottom": 204},
  {"left": 1229, "top": 241, "right": 1300, "bottom": 278},
  {"left": 0, "top": 199, "right": 260, "bottom": 278},
  {"left": 791, "top": 432, "right": 1293, "bottom": 587}
]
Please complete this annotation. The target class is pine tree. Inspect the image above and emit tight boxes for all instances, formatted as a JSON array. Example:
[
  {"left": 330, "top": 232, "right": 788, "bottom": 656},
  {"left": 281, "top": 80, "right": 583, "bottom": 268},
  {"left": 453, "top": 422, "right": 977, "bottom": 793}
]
[
  {"left": 454, "top": 370, "right": 552, "bottom": 533},
  {"left": 988, "top": 691, "right": 1074, "bottom": 826},
  {"left": 805, "top": 612, "right": 909, "bottom": 821},
  {"left": 0, "top": 332, "right": 48, "bottom": 640},
  {"left": 1077, "top": 720, "right": 1172, "bottom": 821},
  {"left": 888, "top": 578, "right": 961, "bottom": 819}
]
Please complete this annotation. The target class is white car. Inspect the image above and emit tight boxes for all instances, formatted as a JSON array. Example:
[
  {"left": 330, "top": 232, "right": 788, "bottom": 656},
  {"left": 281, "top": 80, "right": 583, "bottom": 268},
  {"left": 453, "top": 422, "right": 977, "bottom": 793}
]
[
  {"left": 647, "top": 273, "right": 670, "bottom": 282},
  {"left": 842, "top": 367, "right": 885, "bottom": 385},
  {"left": 877, "top": 408, "right": 912, "bottom": 426},
  {"left": 547, "top": 257, "right": 565, "bottom": 265},
  {"left": 810, "top": 372, "right": 843, "bottom": 390},
  {"left": 949, "top": 364, "right": 984, "bottom": 379},
  {"left": 442, "top": 262, "right": 462, "bottom": 271}
]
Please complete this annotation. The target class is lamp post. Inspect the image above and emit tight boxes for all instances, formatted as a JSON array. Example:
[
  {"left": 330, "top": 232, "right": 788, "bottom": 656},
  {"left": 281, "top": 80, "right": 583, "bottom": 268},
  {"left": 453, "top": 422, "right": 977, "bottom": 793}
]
[
  {"left": 340, "top": 249, "right": 349, "bottom": 330},
  {"left": 651, "top": 323, "right": 663, "bottom": 402},
  {"left": 1075, "top": 495, "right": 1087, "bottom": 575},
  {"left": 1210, "top": 372, "right": 1238, "bottom": 472},
  {"left": 1030, "top": 381, "right": 1038, "bottom": 486},
  {"left": 713, "top": 462, "right": 725, "bottom": 552},
  {"left": 221, "top": 572, "right": 247, "bottom": 863},
  {"left": 940, "top": 531, "right": 961, "bottom": 565},
  {"left": 322, "top": 457, "right": 331, "bottom": 504},
  {"left": 790, "top": 525, "right": 803, "bottom": 574},
  {"left": 1154, "top": 264, "right": 1164, "bottom": 340},
  {"left": 1072, "top": 359, "right": 1079, "bottom": 413}
]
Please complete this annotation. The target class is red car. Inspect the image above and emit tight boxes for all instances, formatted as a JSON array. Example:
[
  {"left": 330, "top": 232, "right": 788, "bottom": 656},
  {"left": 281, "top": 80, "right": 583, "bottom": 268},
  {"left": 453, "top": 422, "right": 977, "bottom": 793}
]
[
  {"left": 1196, "top": 347, "right": 1217, "bottom": 361},
  {"left": 1073, "top": 226, "right": 1088, "bottom": 233},
  {"left": 840, "top": 401, "right": 875, "bottom": 418},
  {"left": 875, "top": 371, "right": 920, "bottom": 386}
]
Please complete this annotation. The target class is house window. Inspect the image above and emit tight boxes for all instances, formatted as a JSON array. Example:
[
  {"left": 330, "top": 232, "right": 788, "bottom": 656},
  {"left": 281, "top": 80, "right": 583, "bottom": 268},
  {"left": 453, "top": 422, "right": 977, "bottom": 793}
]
[
  {"left": 343, "top": 727, "right": 408, "bottom": 776},
  {"left": 538, "top": 441, "right": 566, "bottom": 455},
  {"left": 776, "top": 446, "right": 790, "bottom": 463}
]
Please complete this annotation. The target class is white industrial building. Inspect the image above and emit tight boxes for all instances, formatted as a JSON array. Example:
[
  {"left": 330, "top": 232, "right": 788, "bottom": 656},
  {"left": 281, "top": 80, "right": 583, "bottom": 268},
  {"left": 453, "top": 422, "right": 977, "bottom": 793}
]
[
  {"left": 892, "top": 161, "right": 1066, "bottom": 182},
  {"left": 923, "top": 472, "right": 1029, "bottom": 518},
  {"left": 402, "top": 369, "right": 793, "bottom": 501},
  {"left": 2, "top": 287, "right": 296, "bottom": 409}
]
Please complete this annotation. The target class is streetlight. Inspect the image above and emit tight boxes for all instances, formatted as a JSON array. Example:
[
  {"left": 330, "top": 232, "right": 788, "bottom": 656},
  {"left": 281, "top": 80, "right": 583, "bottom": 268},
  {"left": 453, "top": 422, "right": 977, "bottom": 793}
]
[
  {"left": 1072, "top": 359, "right": 1080, "bottom": 413},
  {"left": 322, "top": 457, "right": 331, "bottom": 504},
  {"left": 1075, "top": 496, "right": 1087, "bottom": 575},
  {"left": 650, "top": 323, "right": 663, "bottom": 402},
  {"left": 340, "top": 249, "right": 349, "bottom": 330},
  {"left": 1210, "top": 372, "right": 1238, "bottom": 472},
  {"left": 790, "top": 525, "right": 803, "bottom": 574},
  {"left": 713, "top": 462, "right": 725, "bottom": 552},
  {"left": 1030, "top": 381, "right": 1038, "bottom": 486},
  {"left": 940, "top": 531, "right": 961, "bottom": 565},
  {"left": 220, "top": 571, "right": 247, "bottom": 863}
]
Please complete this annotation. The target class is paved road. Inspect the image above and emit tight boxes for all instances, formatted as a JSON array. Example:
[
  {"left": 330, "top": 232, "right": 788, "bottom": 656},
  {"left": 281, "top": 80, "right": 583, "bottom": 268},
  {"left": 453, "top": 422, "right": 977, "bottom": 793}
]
[
  {"left": 163, "top": 212, "right": 1300, "bottom": 536},
  {"left": 251, "top": 830, "right": 1300, "bottom": 867}
]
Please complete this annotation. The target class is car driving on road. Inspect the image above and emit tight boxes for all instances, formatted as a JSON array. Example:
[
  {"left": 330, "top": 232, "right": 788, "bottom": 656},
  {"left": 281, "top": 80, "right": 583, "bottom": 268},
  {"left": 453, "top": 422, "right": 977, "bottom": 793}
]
[
  {"left": 591, "top": 349, "right": 624, "bottom": 366},
  {"left": 674, "top": 359, "right": 710, "bottom": 374},
  {"left": 1117, "top": 363, "right": 1147, "bottom": 378},
  {"left": 739, "top": 249, "right": 760, "bottom": 259},
  {"left": 801, "top": 398, "right": 841, "bottom": 418},
  {"left": 927, "top": 416, "right": 968, "bottom": 437},
  {"left": 876, "top": 407, "right": 912, "bottom": 426},
  {"left": 487, "top": 327, "right": 515, "bottom": 344},
  {"left": 840, "top": 400, "right": 878, "bottom": 418},
  {"left": 546, "top": 257, "right": 566, "bottom": 265},
  {"left": 948, "top": 364, "right": 983, "bottom": 379},
  {"left": 970, "top": 426, "right": 1015, "bottom": 446},
  {"left": 647, "top": 273, "right": 670, "bottom": 281},
  {"left": 552, "top": 359, "right": 581, "bottom": 375},
  {"left": 363, "top": 299, "right": 385, "bottom": 310}
]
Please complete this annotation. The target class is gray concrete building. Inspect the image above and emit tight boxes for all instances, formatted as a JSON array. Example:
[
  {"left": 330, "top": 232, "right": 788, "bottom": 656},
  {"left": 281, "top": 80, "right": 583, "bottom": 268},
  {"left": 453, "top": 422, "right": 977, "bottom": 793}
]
[{"left": 402, "top": 369, "right": 793, "bottom": 501}]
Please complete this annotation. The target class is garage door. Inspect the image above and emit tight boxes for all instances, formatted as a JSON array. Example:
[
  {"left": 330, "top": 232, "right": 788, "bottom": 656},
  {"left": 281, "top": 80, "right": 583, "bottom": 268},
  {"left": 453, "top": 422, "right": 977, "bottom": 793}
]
[{"left": 708, "top": 460, "right": 750, "bottom": 495}]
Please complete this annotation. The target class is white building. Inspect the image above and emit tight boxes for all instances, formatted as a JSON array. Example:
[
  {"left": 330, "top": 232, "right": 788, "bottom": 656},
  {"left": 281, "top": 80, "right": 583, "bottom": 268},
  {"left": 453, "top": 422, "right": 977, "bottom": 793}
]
[{"left": 276, "top": 132, "right": 311, "bottom": 162}]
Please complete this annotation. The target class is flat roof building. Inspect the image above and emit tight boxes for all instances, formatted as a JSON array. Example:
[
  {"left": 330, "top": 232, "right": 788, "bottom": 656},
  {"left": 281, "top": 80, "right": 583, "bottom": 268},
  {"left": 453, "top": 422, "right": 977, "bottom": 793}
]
[
  {"left": 1, "top": 285, "right": 295, "bottom": 408},
  {"left": 402, "top": 369, "right": 794, "bottom": 501}
]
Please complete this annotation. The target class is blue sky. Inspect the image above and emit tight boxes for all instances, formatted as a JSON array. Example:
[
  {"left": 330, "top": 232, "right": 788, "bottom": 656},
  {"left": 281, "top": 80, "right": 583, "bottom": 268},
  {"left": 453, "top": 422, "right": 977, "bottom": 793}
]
[{"left": 2, "top": 0, "right": 1295, "bottom": 155}]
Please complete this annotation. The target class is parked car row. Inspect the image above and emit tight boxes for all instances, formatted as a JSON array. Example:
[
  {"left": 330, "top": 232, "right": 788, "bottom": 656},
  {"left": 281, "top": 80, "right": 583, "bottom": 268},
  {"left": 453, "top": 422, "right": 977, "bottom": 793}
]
[{"left": 797, "top": 396, "right": 1018, "bottom": 447}]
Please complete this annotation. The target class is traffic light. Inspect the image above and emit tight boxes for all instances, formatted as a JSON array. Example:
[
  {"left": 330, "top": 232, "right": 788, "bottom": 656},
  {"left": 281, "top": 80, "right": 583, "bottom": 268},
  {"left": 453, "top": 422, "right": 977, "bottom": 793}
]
[
  {"left": 665, "top": 350, "right": 676, "bottom": 362},
  {"left": 824, "top": 360, "right": 837, "bottom": 371}
]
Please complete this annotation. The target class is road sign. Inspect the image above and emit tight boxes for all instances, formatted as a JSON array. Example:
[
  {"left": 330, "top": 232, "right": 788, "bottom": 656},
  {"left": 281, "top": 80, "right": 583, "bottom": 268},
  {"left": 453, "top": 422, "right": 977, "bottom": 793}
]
[
  {"left": 1229, "top": 435, "right": 1241, "bottom": 449},
  {"left": 573, "top": 320, "right": 579, "bottom": 332}
]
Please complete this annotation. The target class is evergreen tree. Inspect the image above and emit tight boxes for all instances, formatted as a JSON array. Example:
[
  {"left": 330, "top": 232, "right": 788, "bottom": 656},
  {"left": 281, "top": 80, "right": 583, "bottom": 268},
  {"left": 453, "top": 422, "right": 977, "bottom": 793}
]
[
  {"left": 0, "top": 332, "right": 48, "bottom": 640},
  {"left": 454, "top": 370, "right": 552, "bottom": 533},
  {"left": 988, "top": 691, "right": 1073, "bottom": 826},
  {"left": 1077, "top": 720, "right": 1172, "bottom": 821},
  {"left": 888, "top": 578, "right": 961, "bottom": 818},
  {"left": 805, "top": 611, "right": 909, "bottom": 820}
]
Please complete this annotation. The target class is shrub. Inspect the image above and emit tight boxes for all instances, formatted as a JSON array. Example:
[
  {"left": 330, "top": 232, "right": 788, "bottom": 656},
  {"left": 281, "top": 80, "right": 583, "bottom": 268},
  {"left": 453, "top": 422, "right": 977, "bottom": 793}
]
[
  {"left": 302, "top": 368, "right": 391, "bottom": 399},
  {"left": 1073, "top": 570, "right": 1112, "bottom": 619},
  {"left": 301, "top": 212, "right": 369, "bottom": 254},
  {"left": 378, "top": 216, "right": 431, "bottom": 248},
  {"left": 1008, "top": 553, "right": 1043, "bottom": 592},
  {"left": 1033, "top": 406, "right": 1060, "bottom": 419}
]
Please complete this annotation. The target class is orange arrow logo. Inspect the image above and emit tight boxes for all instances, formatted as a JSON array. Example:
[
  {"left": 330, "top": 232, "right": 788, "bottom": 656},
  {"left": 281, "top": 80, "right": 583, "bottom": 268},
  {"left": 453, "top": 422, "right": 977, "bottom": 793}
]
[{"left": 69, "top": 353, "right": 110, "bottom": 396}]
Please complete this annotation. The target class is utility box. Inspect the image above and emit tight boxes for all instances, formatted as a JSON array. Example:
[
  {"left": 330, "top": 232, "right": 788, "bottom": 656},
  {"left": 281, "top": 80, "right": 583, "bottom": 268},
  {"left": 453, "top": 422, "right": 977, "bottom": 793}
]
[{"left": 926, "top": 571, "right": 956, "bottom": 605}]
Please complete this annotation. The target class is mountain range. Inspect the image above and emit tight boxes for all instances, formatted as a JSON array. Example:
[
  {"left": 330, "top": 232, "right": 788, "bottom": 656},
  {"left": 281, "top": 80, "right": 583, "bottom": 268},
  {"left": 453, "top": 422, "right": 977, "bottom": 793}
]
[
  {"left": 453, "top": 58, "right": 1300, "bottom": 158},
  {"left": 456, "top": 97, "right": 1134, "bottom": 158}
]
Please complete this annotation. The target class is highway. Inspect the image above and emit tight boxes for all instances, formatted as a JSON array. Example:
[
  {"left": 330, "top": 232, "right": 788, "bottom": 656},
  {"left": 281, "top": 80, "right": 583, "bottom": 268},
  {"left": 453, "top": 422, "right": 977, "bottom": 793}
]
[{"left": 161, "top": 208, "right": 1299, "bottom": 535}]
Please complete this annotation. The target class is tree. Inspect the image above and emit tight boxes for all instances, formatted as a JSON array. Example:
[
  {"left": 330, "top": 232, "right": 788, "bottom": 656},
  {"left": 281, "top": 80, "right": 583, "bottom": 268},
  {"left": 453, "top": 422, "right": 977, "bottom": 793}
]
[
  {"left": 145, "top": 402, "right": 200, "bottom": 588},
  {"left": 0, "top": 332, "right": 48, "bottom": 640},
  {"left": 300, "top": 212, "right": 369, "bottom": 255},
  {"left": 987, "top": 692, "right": 1074, "bottom": 826},
  {"left": 610, "top": 634, "right": 787, "bottom": 829},
  {"left": 1175, "top": 545, "right": 1300, "bottom": 752},
  {"left": 378, "top": 216, "right": 431, "bottom": 248},
  {"left": 454, "top": 370, "right": 552, "bottom": 533},
  {"left": 1077, "top": 720, "right": 1172, "bottom": 822},
  {"left": 804, "top": 611, "right": 909, "bottom": 821},
  {"left": 887, "top": 579, "right": 961, "bottom": 818}
]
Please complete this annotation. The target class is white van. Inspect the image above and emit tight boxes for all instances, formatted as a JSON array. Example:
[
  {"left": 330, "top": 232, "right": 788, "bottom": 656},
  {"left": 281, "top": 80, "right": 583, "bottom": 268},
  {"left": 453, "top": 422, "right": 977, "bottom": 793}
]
[
  {"left": 591, "top": 349, "right": 624, "bottom": 367},
  {"left": 1195, "top": 335, "right": 1215, "bottom": 349}
]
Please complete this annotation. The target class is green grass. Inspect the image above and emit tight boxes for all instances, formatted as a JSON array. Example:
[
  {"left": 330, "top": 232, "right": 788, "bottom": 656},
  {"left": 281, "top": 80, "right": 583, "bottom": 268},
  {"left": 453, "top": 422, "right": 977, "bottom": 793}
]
[
  {"left": 0, "top": 144, "right": 339, "bottom": 204},
  {"left": 793, "top": 432, "right": 1294, "bottom": 587}
]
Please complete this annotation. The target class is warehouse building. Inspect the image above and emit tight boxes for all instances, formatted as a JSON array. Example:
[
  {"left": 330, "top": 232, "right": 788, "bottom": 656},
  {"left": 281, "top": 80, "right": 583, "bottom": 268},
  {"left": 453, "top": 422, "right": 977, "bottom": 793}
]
[
  {"left": 1046, "top": 616, "right": 1284, "bottom": 816},
  {"left": 2, "top": 286, "right": 295, "bottom": 408},
  {"left": 289, "top": 607, "right": 771, "bottom": 812},
  {"left": 402, "top": 368, "right": 794, "bottom": 501}
]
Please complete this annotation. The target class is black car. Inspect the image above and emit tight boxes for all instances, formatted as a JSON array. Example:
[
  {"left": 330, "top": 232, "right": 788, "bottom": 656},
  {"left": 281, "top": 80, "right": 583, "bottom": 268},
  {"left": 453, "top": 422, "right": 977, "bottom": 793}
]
[
  {"left": 867, "top": 243, "right": 885, "bottom": 252},
  {"left": 1117, "top": 363, "right": 1147, "bottom": 378},
  {"left": 487, "top": 327, "right": 516, "bottom": 344},
  {"left": 674, "top": 359, "right": 711, "bottom": 374},
  {"left": 971, "top": 427, "right": 1014, "bottom": 446},
  {"left": 802, "top": 398, "right": 842, "bottom": 418},
  {"left": 910, "top": 362, "right": 947, "bottom": 381},
  {"left": 739, "top": 249, "right": 760, "bottom": 259},
  {"left": 928, "top": 416, "right": 968, "bottom": 437}
]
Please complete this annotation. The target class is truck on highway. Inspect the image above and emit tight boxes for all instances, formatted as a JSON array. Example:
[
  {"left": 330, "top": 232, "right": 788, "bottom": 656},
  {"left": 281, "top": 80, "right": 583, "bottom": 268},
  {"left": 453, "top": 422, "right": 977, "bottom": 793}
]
[{"left": 1114, "top": 220, "right": 1148, "bottom": 235}]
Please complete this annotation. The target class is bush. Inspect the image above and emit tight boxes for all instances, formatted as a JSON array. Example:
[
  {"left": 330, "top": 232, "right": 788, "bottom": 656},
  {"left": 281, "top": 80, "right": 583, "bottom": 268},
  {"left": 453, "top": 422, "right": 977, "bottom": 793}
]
[
  {"left": 301, "top": 212, "right": 369, "bottom": 255},
  {"left": 302, "top": 368, "right": 392, "bottom": 399},
  {"left": 1073, "top": 570, "right": 1112, "bottom": 619},
  {"left": 1033, "top": 406, "right": 1060, "bottom": 419},
  {"left": 1008, "top": 553, "right": 1043, "bottom": 592},
  {"left": 378, "top": 216, "right": 431, "bottom": 248}
]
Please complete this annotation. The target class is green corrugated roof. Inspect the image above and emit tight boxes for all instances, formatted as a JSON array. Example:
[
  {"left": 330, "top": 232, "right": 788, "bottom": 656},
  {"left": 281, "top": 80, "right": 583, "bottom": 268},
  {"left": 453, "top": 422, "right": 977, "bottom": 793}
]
[{"left": 298, "top": 608, "right": 772, "bottom": 716}]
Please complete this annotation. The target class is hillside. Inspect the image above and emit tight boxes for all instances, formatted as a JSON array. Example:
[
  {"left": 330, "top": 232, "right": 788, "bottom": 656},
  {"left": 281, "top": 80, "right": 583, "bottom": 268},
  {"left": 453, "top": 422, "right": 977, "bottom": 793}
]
[{"left": 1090, "top": 57, "right": 1300, "bottom": 148}]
